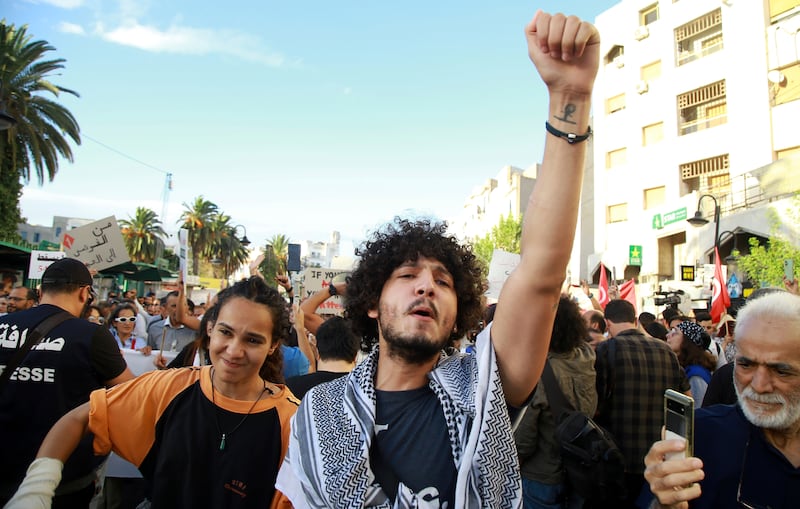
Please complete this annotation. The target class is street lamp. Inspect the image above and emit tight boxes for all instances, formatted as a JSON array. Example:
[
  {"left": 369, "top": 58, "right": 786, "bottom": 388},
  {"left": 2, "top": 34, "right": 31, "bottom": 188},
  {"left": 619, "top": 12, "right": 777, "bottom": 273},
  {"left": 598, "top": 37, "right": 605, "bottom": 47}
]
[
  {"left": 687, "top": 194, "right": 720, "bottom": 263},
  {"left": 233, "top": 224, "right": 250, "bottom": 247}
]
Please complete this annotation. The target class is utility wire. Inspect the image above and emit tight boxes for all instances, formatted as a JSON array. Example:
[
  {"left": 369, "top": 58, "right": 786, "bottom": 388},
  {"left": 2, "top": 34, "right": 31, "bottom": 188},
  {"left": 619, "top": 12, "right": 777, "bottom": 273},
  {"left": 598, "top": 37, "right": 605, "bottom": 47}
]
[{"left": 83, "top": 133, "right": 170, "bottom": 175}]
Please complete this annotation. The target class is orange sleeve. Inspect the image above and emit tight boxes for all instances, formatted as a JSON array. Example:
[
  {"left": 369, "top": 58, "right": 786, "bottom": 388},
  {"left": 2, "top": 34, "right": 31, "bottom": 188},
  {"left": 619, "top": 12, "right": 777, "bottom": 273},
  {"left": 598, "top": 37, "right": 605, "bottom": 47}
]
[
  {"left": 270, "top": 387, "right": 300, "bottom": 509},
  {"left": 89, "top": 367, "right": 204, "bottom": 466}
]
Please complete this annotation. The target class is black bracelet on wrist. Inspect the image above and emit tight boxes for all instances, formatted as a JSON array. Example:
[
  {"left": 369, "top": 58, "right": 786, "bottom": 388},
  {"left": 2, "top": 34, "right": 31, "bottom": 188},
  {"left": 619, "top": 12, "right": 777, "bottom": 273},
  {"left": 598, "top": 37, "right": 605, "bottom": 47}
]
[
  {"left": 328, "top": 284, "right": 338, "bottom": 297},
  {"left": 545, "top": 121, "right": 592, "bottom": 144}
]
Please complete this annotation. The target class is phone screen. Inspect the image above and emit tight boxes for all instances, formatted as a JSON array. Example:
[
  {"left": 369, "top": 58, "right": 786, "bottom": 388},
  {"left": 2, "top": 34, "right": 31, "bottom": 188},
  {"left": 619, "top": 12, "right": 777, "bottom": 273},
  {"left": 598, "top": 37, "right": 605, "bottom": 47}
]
[
  {"left": 664, "top": 390, "right": 694, "bottom": 460},
  {"left": 785, "top": 259, "right": 795, "bottom": 282}
]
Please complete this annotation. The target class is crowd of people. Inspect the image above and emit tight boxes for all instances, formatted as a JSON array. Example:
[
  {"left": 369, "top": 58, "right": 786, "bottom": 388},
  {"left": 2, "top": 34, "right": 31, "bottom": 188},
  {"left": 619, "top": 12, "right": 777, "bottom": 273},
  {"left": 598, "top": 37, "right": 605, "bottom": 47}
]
[{"left": 0, "top": 9, "right": 799, "bottom": 509}]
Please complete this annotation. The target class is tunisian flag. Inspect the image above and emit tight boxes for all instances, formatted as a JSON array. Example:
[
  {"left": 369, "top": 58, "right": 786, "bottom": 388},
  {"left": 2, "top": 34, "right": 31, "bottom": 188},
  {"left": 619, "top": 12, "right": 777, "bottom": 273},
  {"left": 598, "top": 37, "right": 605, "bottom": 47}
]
[
  {"left": 710, "top": 246, "right": 731, "bottom": 323},
  {"left": 597, "top": 264, "right": 610, "bottom": 309},
  {"left": 619, "top": 278, "right": 638, "bottom": 313}
]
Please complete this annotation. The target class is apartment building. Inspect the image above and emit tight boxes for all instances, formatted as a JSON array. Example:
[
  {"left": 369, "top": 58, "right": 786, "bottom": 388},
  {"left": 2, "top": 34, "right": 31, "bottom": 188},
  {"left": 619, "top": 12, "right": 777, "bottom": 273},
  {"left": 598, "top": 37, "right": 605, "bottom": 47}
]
[{"left": 591, "top": 0, "right": 800, "bottom": 307}]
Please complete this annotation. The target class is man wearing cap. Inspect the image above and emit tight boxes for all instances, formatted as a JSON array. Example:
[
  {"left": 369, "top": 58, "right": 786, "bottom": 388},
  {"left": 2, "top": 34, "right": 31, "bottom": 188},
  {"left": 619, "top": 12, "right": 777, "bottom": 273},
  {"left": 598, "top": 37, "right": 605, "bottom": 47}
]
[{"left": 0, "top": 258, "right": 134, "bottom": 506}]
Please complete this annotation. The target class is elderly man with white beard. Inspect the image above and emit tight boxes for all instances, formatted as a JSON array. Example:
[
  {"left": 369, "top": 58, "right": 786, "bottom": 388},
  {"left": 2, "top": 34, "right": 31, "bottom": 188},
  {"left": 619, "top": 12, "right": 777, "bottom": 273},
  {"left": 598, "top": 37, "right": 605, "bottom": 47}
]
[{"left": 643, "top": 291, "right": 800, "bottom": 509}]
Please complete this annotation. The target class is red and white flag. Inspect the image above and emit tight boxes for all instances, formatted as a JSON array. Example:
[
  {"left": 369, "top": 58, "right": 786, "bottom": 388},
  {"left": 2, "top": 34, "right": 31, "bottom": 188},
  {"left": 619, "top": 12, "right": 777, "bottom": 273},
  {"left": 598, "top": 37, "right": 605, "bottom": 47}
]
[
  {"left": 710, "top": 246, "right": 731, "bottom": 323},
  {"left": 619, "top": 278, "right": 638, "bottom": 313},
  {"left": 597, "top": 264, "right": 610, "bottom": 309}
]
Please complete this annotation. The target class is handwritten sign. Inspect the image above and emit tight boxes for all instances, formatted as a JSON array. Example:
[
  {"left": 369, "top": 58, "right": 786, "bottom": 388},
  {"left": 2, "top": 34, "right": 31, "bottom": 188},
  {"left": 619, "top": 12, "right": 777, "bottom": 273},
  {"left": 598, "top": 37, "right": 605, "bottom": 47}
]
[
  {"left": 61, "top": 216, "right": 130, "bottom": 271},
  {"left": 302, "top": 268, "right": 350, "bottom": 314},
  {"left": 486, "top": 249, "right": 520, "bottom": 301},
  {"left": 28, "top": 251, "right": 66, "bottom": 280},
  {"left": 178, "top": 229, "right": 190, "bottom": 280}
]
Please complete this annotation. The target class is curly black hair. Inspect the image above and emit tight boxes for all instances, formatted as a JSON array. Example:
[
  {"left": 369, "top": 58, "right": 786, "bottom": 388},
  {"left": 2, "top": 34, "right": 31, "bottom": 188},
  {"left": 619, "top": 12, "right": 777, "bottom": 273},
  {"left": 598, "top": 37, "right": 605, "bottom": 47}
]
[
  {"left": 210, "top": 277, "right": 291, "bottom": 383},
  {"left": 346, "top": 217, "right": 486, "bottom": 351},
  {"left": 550, "top": 296, "right": 589, "bottom": 353}
]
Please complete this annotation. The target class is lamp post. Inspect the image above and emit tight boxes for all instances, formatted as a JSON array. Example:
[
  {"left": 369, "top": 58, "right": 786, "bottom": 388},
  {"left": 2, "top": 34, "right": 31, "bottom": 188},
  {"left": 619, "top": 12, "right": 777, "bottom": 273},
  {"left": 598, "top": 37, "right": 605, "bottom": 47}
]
[
  {"left": 687, "top": 194, "right": 720, "bottom": 263},
  {"left": 233, "top": 224, "right": 250, "bottom": 247}
]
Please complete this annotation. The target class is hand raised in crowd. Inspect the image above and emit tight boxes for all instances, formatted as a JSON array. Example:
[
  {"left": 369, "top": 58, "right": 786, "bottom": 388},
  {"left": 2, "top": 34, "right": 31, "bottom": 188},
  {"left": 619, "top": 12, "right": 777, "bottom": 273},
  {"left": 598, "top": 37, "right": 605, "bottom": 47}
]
[
  {"left": 784, "top": 276, "right": 799, "bottom": 296},
  {"left": 275, "top": 274, "right": 292, "bottom": 292},
  {"left": 525, "top": 10, "right": 600, "bottom": 96},
  {"left": 643, "top": 436, "right": 705, "bottom": 509}
]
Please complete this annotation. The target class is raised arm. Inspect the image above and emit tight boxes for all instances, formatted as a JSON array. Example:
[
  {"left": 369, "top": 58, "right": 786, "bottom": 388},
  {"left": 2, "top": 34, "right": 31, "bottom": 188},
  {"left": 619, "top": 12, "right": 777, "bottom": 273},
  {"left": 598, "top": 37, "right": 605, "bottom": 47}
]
[
  {"left": 174, "top": 274, "right": 200, "bottom": 331},
  {"left": 491, "top": 11, "right": 599, "bottom": 406},
  {"left": 292, "top": 305, "right": 316, "bottom": 373},
  {"left": 299, "top": 282, "right": 346, "bottom": 335}
]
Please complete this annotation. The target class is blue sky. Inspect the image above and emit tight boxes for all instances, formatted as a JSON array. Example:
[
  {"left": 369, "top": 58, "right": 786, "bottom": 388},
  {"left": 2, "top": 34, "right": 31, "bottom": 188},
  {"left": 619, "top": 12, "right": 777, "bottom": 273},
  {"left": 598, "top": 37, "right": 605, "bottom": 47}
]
[{"left": 8, "top": 0, "right": 618, "bottom": 254}]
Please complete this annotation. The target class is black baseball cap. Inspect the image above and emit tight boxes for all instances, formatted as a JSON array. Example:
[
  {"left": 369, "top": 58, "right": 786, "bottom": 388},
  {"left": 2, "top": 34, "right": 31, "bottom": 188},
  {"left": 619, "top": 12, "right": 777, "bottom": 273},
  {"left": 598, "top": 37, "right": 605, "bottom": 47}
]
[{"left": 41, "top": 258, "right": 93, "bottom": 286}]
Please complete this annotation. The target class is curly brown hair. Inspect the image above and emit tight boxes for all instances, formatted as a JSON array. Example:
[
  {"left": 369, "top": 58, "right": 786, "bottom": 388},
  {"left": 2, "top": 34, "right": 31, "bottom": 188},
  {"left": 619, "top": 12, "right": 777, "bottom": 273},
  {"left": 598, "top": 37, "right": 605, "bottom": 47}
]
[
  {"left": 210, "top": 277, "right": 290, "bottom": 383},
  {"left": 550, "top": 296, "right": 589, "bottom": 353},
  {"left": 346, "top": 217, "right": 486, "bottom": 351}
]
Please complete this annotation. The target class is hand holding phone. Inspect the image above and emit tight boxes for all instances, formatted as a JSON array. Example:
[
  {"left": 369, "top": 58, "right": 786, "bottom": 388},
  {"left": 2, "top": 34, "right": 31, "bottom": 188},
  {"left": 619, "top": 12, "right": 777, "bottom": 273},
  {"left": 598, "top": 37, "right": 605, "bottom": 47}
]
[
  {"left": 785, "top": 259, "right": 795, "bottom": 282},
  {"left": 664, "top": 389, "right": 694, "bottom": 461}
]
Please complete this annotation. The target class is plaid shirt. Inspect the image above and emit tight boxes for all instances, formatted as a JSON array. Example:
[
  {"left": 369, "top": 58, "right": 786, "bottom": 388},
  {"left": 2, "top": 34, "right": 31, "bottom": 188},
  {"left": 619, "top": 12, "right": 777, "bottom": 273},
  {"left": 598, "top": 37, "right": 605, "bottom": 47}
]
[{"left": 595, "top": 329, "right": 690, "bottom": 474}]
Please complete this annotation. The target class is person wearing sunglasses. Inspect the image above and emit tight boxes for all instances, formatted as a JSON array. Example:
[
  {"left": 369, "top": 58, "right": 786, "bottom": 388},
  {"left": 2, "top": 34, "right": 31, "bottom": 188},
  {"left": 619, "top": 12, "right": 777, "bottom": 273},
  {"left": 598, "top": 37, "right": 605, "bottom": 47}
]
[
  {"left": 0, "top": 258, "right": 135, "bottom": 507},
  {"left": 645, "top": 291, "right": 800, "bottom": 509},
  {"left": 108, "top": 303, "right": 152, "bottom": 356}
]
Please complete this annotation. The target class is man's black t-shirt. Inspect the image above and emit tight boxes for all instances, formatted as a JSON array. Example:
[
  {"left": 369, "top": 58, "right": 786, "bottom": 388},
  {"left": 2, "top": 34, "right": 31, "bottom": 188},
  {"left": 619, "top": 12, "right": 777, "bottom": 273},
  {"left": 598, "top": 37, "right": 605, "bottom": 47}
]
[
  {"left": 286, "top": 371, "right": 347, "bottom": 399},
  {"left": 370, "top": 386, "right": 456, "bottom": 507},
  {"left": 0, "top": 304, "right": 127, "bottom": 499}
]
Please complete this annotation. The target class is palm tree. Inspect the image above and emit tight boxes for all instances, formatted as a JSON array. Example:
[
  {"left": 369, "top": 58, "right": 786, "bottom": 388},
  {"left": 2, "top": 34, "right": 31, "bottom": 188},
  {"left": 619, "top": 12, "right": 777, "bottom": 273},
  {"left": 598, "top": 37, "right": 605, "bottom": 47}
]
[
  {"left": 178, "top": 196, "right": 218, "bottom": 275},
  {"left": 266, "top": 234, "right": 290, "bottom": 274},
  {"left": 119, "top": 207, "right": 167, "bottom": 263},
  {"left": 257, "top": 234, "right": 291, "bottom": 285},
  {"left": 208, "top": 213, "right": 249, "bottom": 280},
  {"left": 0, "top": 21, "right": 81, "bottom": 239}
]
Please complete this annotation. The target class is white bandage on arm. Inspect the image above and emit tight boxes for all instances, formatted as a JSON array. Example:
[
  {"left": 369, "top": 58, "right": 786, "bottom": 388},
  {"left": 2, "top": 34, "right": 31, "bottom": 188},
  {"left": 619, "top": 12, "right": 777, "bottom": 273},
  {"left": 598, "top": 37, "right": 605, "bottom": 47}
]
[{"left": 3, "top": 457, "right": 63, "bottom": 509}]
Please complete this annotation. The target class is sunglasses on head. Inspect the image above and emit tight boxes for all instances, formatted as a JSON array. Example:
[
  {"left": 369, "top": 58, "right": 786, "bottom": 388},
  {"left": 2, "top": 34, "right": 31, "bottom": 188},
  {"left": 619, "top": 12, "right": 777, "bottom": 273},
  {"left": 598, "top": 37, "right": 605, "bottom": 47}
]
[{"left": 115, "top": 316, "right": 137, "bottom": 323}]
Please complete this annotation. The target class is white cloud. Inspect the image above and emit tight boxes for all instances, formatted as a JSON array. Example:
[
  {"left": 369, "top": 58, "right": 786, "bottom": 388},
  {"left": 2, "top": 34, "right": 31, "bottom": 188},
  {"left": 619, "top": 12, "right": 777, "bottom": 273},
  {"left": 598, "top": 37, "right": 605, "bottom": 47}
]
[
  {"left": 97, "top": 22, "right": 286, "bottom": 67},
  {"left": 37, "top": 0, "right": 85, "bottom": 9},
  {"left": 58, "top": 22, "right": 85, "bottom": 35}
]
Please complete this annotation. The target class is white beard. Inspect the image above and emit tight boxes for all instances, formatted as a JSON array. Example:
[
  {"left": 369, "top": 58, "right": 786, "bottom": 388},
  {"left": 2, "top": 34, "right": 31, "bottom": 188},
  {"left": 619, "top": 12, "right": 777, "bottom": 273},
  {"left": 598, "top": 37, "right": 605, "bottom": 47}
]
[{"left": 735, "top": 383, "right": 800, "bottom": 430}]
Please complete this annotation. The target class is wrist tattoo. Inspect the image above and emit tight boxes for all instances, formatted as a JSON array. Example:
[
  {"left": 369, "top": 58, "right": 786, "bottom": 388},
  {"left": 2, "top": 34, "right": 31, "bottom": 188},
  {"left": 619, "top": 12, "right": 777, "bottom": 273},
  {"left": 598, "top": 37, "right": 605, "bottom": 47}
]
[{"left": 554, "top": 103, "right": 577, "bottom": 124}]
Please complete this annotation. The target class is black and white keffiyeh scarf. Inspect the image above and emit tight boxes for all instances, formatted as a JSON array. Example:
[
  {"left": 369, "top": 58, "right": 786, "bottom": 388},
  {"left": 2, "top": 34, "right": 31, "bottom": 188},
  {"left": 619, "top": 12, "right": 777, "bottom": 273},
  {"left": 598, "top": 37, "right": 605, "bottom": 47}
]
[{"left": 276, "top": 324, "right": 522, "bottom": 508}]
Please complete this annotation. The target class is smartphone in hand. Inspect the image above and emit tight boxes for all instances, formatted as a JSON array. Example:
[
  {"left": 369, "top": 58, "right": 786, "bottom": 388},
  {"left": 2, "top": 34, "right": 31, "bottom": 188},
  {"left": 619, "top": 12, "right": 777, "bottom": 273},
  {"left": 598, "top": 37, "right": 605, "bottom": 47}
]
[
  {"left": 785, "top": 259, "right": 795, "bottom": 282},
  {"left": 664, "top": 389, "right": 694, "bottom": 461}
]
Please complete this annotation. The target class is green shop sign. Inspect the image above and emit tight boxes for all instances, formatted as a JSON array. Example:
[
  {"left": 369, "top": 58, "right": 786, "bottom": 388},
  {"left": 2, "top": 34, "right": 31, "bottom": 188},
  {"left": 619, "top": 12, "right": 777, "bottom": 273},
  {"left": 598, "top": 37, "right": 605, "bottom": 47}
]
[
  {"left": 629, "top": 245, "right": 642, "bottom": 266},
  {"left": 652, "top": 207, "right": 687, "bottom": 230}
]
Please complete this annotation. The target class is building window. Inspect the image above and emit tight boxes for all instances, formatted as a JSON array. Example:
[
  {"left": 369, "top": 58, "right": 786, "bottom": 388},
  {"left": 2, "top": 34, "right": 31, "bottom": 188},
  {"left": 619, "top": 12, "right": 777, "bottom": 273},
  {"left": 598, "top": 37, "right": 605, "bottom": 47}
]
[
  {"left": 643, "top": 122, "right": 664, "bottom": 145},
  {"left": 607, "top": 203, "right": 628, "bottom": 223},
  {"left": 606, "top": 147, "right": 628, "bottom": 168},
  {"left": 770, "top": 0, "right": 800, "bottom": 20},
  {"left": 605, "top": 45, "right": 625, "bottom": 67},
  {"left": 20, "top": 231, "right": 27, "bottom": 241},
  {"left": 644, "top": 186, "right": 666, "bottom": 210},
  {"left": 640, "top": 4, "right": 659, "bottom": 25},
  {"left": 680, "top": 154, "right": 729, "bottom": 180},
  {"left": 680, "top": 155, "right": 730, "bottom": 196},
  {"left": 606, "top": 93, "right": 626, "bottom": 114},
  {"left": 33, "top": 233, "right": 40, "bottom": 243},
  {"left": 675, "top": 9, "right": 723, "bottom": 66},
  {"left": 641, "top": 60, "right": 662, "bottom": 81},
  {"left": 771, "top": 62, "right": 800, "bottom": 106},
  {"left": 678, "top": 80, "right": 727, "bottom": 135}
]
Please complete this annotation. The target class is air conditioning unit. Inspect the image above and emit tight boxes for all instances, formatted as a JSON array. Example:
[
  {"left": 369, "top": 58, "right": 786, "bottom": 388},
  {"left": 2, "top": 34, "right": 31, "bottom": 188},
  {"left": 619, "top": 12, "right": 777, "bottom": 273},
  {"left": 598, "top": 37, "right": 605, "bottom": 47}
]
[
  {"left": 614, "top": 55, "right": 625, "bottom": 68},
  {"left": 636, "top": 80, "right": 649, "bottom": 94},
  {"left": 634, "top": 25, "right": 650, "bottom": 41}
]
